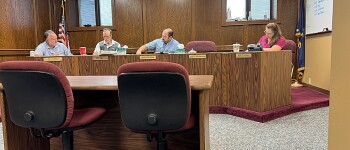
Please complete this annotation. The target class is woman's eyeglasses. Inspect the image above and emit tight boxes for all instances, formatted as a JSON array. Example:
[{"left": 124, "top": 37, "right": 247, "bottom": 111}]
[{"left": 264, "top": 31, "right": 273, "bottom": 35}]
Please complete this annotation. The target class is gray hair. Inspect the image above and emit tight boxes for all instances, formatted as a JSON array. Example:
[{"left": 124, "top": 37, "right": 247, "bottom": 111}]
[
  {"left": 103, "top": 28, "right": 112, "bottom": 35},
  {"left": 44, "top": 30, "right": 55, "bottom": 40}
]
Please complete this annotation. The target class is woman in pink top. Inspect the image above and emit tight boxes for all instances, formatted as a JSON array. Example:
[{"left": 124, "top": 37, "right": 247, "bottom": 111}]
[{"left": 258, "top": 23, "right": 286, "bottom": 51}]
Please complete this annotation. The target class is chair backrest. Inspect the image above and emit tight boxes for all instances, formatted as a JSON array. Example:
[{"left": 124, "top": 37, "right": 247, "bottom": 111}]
[
  {"left": 282, "top": 39, "right": 297, "bottom": 65},
  {"left": 0, "top": 61, "right": 74, "bottom": 129},
  {"left": 116, "top": 61, "right": 191, "bottom": 131},
  {"left": 185, "top": 41, "right": 217, "bottom": 52}
]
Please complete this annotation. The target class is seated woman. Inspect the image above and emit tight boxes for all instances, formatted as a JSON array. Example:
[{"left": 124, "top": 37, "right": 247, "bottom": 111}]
[{"left": 258, "top": 23, "right": 286, "bottom": 51}]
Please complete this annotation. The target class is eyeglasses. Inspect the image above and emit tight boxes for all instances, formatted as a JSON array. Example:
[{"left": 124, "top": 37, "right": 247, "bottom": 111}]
[{"left": 264, "top": 31, "right": 273, "bottom": 35}]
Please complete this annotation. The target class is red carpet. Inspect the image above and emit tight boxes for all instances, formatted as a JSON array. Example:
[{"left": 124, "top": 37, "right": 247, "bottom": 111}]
[{"left": 209, "top": 87, "right": 329, "bottom": 123}]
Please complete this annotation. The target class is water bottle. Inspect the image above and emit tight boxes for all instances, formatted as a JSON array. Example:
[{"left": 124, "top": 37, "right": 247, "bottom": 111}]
[{"left": 248, "top": 11, "right": 252, "bottom": 21}]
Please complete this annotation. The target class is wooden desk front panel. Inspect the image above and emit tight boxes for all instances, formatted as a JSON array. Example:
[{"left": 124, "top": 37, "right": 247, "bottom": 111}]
[
  {"left": 28, "top": 52, "right": 290, "bottom": 111},
  {"left": 76, "top": 54, "right": 222, "bottom": 106},
  {"left": 0, "top": 56, "right": 28, "bottom": 62},
  {"left": 221, "top": 52, "right": 262, "bottom": 109},
  {"left": 156, "top": 54, "right": 222, "bottom": 106},
  {"left": 221, "top": 51, "right": 291, "bottom": 112},
  {"left": 30, "top": 54, "right": 222, "bottom": 106},
  {"left": 30, "top": 56, "right": 80, "bottom": 75},
  {"left": 260, "top": 52, "right": 291, "bottom": 111}
]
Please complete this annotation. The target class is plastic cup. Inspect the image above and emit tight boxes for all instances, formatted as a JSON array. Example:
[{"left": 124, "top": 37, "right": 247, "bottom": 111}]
[
  {"left": 117, "top": 47, "right": 127, "bottom": 54},
  {"left": 176, "top": 48, "right": 185, "bottom": 54},
  {"left": 233, "top": 44, "right": 240, "bottom": 52},
  {"left": 79, "top": 47, "right": 87, "bottom": 55}
]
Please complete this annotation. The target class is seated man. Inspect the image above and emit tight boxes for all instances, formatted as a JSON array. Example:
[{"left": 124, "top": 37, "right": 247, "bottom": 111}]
[
  {"left": 94, "top": 28, "right": 121, "bottom": 53},
  {"left": 34, "top": 30, "right": 71, "bottom": 56},
  {"left": 136, "top": 28, "right": 179, "bottom": 54}
]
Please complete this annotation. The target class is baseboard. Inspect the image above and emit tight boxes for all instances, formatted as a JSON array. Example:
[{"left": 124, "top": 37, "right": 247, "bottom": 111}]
[{"left": 300, "top": 82, "right": 330, "bottom": 95}]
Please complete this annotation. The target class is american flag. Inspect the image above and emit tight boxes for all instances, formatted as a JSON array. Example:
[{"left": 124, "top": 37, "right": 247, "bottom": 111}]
[{"left": 58, "top": 0, "right": 70, "bottom": 49}]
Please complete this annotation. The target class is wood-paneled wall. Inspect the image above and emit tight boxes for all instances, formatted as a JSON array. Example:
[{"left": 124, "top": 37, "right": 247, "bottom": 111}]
[
  {"left": 0, "top": 0, "right": 36, "bottom": 49},
  {"left": 0, "top": 0, "right": 53, "bottom": 50},
  {"left": 114, "top": 0, "right": 144, "bottom": 47},
  {"left": 67, "top": 0, "right": 298, "bottom": 48},
  {"left": 144, "top": 0, "right": 192, "bottom": 45},
  {"left": 0, "top": 0, "right": 298, "bottom": 53}
]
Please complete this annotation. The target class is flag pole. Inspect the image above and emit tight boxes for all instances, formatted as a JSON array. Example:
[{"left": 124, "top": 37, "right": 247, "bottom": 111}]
[{"left": 293, "top": 0, "right": 305, "bottom": 87}]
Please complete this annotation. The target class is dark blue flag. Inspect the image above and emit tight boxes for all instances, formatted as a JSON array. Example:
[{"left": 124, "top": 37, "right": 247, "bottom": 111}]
[{"left": 296, "top": 0, "right": 305, "bottom": 80}]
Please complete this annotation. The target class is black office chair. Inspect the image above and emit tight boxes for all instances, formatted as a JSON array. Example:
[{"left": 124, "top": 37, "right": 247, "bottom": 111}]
[
  {"left": 0, "top": 61, "right": 106, "bottom": 150},
  {"left": 116, "top": 61, "right": 195, "bottom": 150}
]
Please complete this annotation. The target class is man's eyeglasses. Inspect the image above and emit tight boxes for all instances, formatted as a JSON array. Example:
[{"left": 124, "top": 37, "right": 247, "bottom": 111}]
[{"left": 264, "top": 31, "right": 273, "bottom": 35}]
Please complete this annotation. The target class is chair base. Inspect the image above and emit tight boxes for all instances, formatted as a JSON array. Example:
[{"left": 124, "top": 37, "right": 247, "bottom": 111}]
[
  {"left": 157, "top": 139, "right": 167, "bottom": 150},
  {"left": 147, "top": 131, "right": 168, "bottom": 150},
  {"left": 29, "top": 128, "right": 61, "bottom": 138},
  {"left": 29, "top": 128, "right": 74, "bottom": 150},
  {"left": 62, "top": 131, "right": 73, "bottom": 150}
]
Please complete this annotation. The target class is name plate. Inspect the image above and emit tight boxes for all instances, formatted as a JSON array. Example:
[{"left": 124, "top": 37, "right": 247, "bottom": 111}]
[
  {"left": 43, "top": 57, "right": 63, "bottom": 62},
  {"left": 92, "top": 56, "right": 109, "bottom": 61},
  {"left": 140, "top": 55, "right": 157, "bottom": 60},
  {"left": 235, "top": 53, "right": 252, "bottom": 59},
  {"left": 189, "top": 55, "right": 207, "bottom": 59}
]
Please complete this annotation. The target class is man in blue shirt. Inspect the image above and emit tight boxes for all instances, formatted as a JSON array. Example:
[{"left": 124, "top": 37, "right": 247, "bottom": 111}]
[
  {"left": 34, "top": 30, "right": 71, "bottom": 56},
  {"left": 136, "top": 28, "right": 179, "bottom": 54}
]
